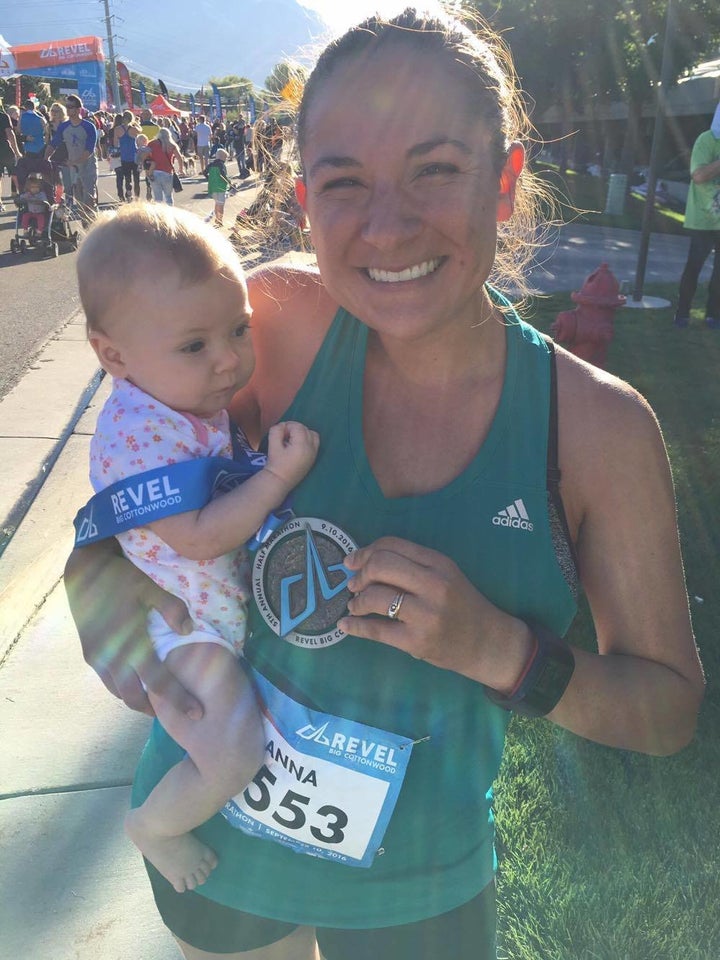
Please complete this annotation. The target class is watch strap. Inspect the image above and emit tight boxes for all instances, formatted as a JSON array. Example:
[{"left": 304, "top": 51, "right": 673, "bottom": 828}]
[{"left": 485, "top": 622, "right": 575, "bottom": 718}]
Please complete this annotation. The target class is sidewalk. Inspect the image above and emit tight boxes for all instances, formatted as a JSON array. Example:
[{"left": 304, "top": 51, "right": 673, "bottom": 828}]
[{"left": 0, "top": 220, "right": 702, "bottom": 958}]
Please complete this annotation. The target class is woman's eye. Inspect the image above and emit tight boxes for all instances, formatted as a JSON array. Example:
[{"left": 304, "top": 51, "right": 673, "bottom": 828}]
[
  {"left": 182, "top": 340, "right": 205, "bottom": 354},
  {"left": 419, "top": 163, "right": 459, "bottom": 177},
  {"left": 321, "top": 177, "right": 361, "bottom": 191}
]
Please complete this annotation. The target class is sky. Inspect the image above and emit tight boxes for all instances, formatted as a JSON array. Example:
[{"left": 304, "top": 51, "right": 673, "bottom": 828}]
[{"left": 0, "top": 0, "right": 456, "bottom": 89}]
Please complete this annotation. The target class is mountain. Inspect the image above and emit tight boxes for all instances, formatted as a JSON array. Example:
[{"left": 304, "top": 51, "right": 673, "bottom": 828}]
[
  {"left": 164, "top": 0, "right": 331, "bottom": 87},
  {"left": 1, "top": 0, "right": 332, "bottom": 90}
]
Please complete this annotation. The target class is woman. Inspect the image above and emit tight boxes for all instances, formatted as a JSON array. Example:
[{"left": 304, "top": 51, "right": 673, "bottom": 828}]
[
  {"left": 147, "top": 126, "right": 184, "bottom": 205},
  {"left": 47, "top": 102, "right": 70, "bottom": 201},
  {"left": 113, "top": 109, "right": 141, "bottom": 202},
  {"left": 66, "top": 9, "right": 704, "bottom": 960}
]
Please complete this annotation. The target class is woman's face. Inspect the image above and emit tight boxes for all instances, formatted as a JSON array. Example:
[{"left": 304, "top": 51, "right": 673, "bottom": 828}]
[{"left": 299, "top": 44, "right": 520, "bottom": 342}]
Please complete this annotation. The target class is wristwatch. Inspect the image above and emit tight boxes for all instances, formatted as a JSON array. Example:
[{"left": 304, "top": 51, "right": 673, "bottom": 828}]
[{"left": 484, "top": 622, "right": 575, "bottom": 718}]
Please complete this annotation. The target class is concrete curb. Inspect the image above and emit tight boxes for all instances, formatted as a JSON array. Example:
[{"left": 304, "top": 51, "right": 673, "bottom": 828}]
[{"left": 0, "top": 311, "right": 104, "bottom": 659}]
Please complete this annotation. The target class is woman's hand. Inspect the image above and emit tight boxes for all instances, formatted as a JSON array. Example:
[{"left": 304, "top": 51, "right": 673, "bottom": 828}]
[
  {"left": 339, "top": 537, "right": 532, "bottom": 693},
  {"left": 64, "top": 542, "right": 203, "bottom": 719}
]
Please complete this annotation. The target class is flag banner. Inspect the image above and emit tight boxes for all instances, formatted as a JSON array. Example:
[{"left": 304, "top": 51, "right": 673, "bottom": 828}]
[
  {"left": 139, "top": 80, "right": 147, "bottom": 107},
  {"left": 211, "top": 83, "right": 222, "bottom": 121},
  {"left": 117, "top": 61, "right": 133, "bottom": 108},
  {"left": 158, "top": 78, "right": 169, "bottom": 97}
]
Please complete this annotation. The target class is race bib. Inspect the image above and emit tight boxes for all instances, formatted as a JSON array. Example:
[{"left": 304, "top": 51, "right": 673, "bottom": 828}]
[{"left": 222, "top": 669, "right": 414, "bottom": 868}]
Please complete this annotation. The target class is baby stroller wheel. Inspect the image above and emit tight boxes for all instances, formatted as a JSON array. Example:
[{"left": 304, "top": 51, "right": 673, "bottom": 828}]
[
  {"left": 19, "top": 239, "right": 27, "bottom": 255},
  {"left": 10, "top": 238, "right": 19, "bottom": 254}
]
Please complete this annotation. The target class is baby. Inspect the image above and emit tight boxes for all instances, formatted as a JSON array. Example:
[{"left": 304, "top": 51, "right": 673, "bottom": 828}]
[
  {"left": 16, "top": 172, "right": 50, "bottom": 233},
  {"left": 134, "top": 133, "right": 153, "bottom": 201},
  {"left": 76, "top": 203, "right": 319, "bottom": 892}
]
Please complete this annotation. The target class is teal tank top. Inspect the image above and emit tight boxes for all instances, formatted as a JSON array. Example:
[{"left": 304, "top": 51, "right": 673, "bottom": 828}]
[{"left": 132, "top": 307, "right": 578, "bottom": 927}]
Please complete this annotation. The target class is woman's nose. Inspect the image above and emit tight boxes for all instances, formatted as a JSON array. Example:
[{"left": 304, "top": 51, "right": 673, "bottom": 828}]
[{"left": 360, "top": 186, "right": 421, "bottom": 250}]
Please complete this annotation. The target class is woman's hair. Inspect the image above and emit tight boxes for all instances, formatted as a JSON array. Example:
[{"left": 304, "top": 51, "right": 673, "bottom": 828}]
[
  {"left": 49, "top": 101, "right": 68, "bottom": 122},
  {"left": 157, "top": 127, "right": 174, "bottom": 149},
  {"left": 295, "top": 5, "right": 554, "bottom": 300},
  {"left": 77, "top": 204, "right": 246, "bottom": 333}
]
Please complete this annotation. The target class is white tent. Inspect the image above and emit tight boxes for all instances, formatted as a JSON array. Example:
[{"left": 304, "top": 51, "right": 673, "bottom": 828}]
[{"left": 0, "top": 34, "right": 17, "bottom": 77}]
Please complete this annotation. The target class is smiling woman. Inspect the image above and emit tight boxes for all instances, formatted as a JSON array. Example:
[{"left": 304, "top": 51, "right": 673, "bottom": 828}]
[{"left": 65, "top": 8, "right": 703, "bottom": 960}]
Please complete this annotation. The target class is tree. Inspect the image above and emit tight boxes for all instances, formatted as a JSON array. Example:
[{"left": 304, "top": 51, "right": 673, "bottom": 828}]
[
  {"left": 264, "top": 61, "right": 308, "bottom": 100},
  {"left": 471, "top": 0, "right": 720, "bottom": 172},
  {"left": 208, "top": 74, "right": 254, "bottom": 99}
]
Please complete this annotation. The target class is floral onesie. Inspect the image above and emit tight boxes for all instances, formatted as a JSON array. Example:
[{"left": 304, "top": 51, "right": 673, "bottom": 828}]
[{"left": 89, "top": 378, "right": 249, "bottom": 660}]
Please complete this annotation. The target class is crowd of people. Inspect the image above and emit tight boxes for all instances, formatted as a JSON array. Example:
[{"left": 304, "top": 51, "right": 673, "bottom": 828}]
[{"left": 0, "top": 94, "right": 284, "bottom": 219}]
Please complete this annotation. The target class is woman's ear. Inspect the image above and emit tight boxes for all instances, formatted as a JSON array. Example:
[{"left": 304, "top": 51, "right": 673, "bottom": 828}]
[
  {"left": 88, "top": 333, "right": 127, "bottom": 378},
  {"left": 497, "top": 142, "right": 525, "bottom": 223},
  {"left": 295, "top": 177, "right": 307, "bottom": 211}
]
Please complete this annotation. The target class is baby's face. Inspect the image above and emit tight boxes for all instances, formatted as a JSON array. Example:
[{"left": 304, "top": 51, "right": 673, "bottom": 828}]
[{"left": 96, "top": 269, "right": 255, "bottom": 418}]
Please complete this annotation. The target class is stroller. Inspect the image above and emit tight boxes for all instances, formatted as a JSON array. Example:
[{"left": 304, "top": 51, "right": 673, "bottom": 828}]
[{"left": 10, "top": 158, "right": 80, "bottom": 258}]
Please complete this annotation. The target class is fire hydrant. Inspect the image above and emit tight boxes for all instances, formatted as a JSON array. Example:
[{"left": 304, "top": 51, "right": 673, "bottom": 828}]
[{"left": 550, "top": 263, "right": 626, "bottom": 369}]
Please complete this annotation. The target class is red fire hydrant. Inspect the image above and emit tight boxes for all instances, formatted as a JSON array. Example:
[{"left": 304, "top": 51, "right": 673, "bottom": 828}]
[{"left": 550, "top": 263, "right": 626, "bottom": 369}]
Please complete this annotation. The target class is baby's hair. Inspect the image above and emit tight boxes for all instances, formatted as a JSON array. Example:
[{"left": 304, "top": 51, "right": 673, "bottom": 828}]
[{"left": 77, "top": 203, "right": 246, "bottom": 334}]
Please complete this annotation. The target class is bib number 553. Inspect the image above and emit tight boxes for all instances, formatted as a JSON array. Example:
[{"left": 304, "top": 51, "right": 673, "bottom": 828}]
[{"left": 243, "top": 764, "right": 349, "bottom": 844}]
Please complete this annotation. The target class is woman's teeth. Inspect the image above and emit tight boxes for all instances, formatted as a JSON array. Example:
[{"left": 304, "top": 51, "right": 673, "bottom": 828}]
[{"left": 367, "top": 259, "right": 442, "bottom": 283}]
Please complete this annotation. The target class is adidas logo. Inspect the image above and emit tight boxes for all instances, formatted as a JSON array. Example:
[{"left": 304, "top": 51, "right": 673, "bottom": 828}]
[{"left": 492, "top": 498, "right": 534, "bottom": 531}]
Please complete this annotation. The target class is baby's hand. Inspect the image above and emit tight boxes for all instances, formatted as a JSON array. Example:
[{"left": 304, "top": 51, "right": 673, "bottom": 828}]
[{"left": 266, "top": 421, "right": 319, "bottom": 490}]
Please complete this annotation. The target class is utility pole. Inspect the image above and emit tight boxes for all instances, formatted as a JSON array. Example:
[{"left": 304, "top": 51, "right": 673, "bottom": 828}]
[
  {"left": 101, "top": 0, "right": 121, "bottom": 109},
  {"left": 632, "top": 0, "right": 676, "bottom": 303}
]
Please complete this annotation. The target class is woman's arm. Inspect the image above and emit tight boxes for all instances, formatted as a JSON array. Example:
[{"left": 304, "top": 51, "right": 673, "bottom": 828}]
[
  {"left": 64, "top": 539, "right": 202, "bottom": 717},
  {"left": 544, "top": 351, "right": 704, "bottom": 753}
]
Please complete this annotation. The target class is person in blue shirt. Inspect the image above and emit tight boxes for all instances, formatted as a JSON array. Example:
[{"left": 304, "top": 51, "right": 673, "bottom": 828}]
[
  {"left": 20, "top": 99, "right": 47, "bottom": 158},
  {"left": 48, "top": 94, "right": 98, "bottom": 210}
]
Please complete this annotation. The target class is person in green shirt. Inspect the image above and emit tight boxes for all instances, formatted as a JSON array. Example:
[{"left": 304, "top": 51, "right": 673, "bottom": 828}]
[
  {"left": 675, "top": 104, "right": 720, "bottom": 328},
  {"left": 207, "top": 147, "right": 231, "bottom": 226}
]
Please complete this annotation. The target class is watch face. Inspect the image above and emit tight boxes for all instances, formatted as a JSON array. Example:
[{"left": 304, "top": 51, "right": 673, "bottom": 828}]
[{"left": 252, "top": 517, "right": 357, "bottom": 649}]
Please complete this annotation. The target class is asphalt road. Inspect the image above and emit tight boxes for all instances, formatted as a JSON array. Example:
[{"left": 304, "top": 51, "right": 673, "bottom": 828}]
[{"left": 0, "top": 164, "right": 259, "bottom": 401}]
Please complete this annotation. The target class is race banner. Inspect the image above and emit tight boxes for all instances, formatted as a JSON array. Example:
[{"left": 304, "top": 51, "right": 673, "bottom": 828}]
[
  {"left": 116, "top": 61, "right": 133, "bottom": 108},
  {"left": 139, "top": 80, "right": 147, "bottom": 107},
  {"left": 8, "top": 35, "right": 105, "bottom": 110}
]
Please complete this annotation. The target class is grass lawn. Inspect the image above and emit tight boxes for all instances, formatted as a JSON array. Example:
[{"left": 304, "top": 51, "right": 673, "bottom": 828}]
[
  {"left": 534, "top": 163, "right": 686, "bottom": 235},
  {"left": 494, "top": 286, "right": 720, "bottom": 959}
]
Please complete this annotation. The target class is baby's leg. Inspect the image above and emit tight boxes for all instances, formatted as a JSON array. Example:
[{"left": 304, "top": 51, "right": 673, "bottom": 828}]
[{"left": 126, "top": 642, "right": 266, "bottom": 893}]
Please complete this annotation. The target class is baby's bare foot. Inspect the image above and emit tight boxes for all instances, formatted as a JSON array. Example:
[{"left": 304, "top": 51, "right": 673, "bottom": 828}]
[{"left": 126, "top": 810, "right": 219, "bottom": 893}]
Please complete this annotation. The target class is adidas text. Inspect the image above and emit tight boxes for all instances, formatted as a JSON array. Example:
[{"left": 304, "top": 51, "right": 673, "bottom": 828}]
[{"left": 492, "top": 515, "right": 534, "bottom": 531}]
